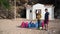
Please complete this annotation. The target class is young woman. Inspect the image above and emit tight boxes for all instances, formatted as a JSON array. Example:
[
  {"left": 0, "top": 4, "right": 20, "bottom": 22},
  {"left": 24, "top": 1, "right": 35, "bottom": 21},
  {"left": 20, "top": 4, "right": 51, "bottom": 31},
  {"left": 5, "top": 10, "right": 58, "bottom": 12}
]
[{"left": 36, "top": 9, "right": 41, "bottom": 29}]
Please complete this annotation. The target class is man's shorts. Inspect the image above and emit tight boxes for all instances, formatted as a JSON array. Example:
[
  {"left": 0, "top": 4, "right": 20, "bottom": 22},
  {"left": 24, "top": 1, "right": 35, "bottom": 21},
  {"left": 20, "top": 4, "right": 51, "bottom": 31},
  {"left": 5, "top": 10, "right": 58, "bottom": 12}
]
[{"left": 44, "top": 20, "right": 49, "bottom": 25}]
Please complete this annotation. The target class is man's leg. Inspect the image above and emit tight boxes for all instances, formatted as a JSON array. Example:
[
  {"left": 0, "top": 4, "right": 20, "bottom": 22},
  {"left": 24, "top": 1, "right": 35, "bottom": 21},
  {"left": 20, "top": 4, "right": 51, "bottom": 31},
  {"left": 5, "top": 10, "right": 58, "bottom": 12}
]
[
  {"left": 46, "top": 24, "right": 48, "bottom": 30},
  {"left": 44, "top": 24, "right": 46, "bottom": 30},
  {"left": 44, "top": 24, "right": 47, "bottom": 30},
  {"left": 44, "top": 20, "right": 46, "bottom": 30},
  {"left": 44, "top": 20, "right": 48, "bottom": 30},
  {"left": 45, "top": 22, "right": 48, "bottom": 30},
  {"left": 46, "top": 20, "right": 49, "bottom": 30}
]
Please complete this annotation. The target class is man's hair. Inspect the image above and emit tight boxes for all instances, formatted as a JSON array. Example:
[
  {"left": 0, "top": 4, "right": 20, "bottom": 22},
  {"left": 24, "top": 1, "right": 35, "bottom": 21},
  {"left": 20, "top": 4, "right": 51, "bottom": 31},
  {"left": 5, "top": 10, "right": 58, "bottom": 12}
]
[
  {"left": 45, "top": 9, "right": 48, "bottom": 10},
  {"left": 30, "top": 10, "right": 32, "bottom": 13}
]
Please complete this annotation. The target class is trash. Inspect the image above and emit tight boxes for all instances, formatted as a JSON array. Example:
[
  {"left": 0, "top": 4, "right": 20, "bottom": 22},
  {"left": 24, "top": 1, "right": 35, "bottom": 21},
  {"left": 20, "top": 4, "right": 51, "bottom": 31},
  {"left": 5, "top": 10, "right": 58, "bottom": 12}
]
[
  {"left": 21, "top": 21, "right": 25, "bottom": 28},
  {"left": 25, "top": 22, "right": 28, "bottom": 28},
  {"left": 35, "top": 22, "right": 38, "bottom": 28},
  {"left": 39, "top": 27, "right": 42, "bottom": 30},
  {"left": 28, "top": 22, "right": 32, "bottom": 28},
  {"left": 41, "top": 20, "right": 44, "bottom": 29}
]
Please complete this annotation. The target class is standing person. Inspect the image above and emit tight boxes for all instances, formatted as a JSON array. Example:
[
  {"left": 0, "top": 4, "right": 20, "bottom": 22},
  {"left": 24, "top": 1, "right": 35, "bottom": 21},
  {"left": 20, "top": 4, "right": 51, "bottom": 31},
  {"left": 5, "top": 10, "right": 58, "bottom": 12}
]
[
  {"left": 44, "top": 9, "right": 49, "bottom": 31},
  {"left": 37, "top": 9, "right": 41, "bottom": 29}
]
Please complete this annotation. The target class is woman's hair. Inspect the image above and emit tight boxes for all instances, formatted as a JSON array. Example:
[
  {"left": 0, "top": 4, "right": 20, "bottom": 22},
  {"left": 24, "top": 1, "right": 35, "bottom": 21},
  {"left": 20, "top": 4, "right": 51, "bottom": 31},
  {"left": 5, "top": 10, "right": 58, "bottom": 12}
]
[{"left": 30, "top": 10, "right": 32, "bottom": 13}]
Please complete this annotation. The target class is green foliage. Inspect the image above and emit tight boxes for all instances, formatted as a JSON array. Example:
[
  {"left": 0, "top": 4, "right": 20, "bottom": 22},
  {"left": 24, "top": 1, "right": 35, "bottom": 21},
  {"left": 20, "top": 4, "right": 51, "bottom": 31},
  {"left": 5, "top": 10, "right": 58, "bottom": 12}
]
[{"left": 0, "top": 0, "right": 10, "bottom": 9}]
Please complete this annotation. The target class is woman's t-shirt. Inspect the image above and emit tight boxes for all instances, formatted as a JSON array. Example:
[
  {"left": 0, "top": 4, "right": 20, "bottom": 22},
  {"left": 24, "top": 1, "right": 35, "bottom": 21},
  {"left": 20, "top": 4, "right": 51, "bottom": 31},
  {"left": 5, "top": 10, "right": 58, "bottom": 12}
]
[{"left": 37, "top": 13, "right": 41, "bottom": 20}]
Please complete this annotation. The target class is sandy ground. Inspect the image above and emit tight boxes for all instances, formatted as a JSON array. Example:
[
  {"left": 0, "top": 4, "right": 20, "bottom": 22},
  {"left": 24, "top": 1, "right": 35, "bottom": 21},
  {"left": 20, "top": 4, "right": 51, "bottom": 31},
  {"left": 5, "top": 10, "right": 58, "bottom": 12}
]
[{"left": 0, "top": 18, "right": 60, "bottom": 34}]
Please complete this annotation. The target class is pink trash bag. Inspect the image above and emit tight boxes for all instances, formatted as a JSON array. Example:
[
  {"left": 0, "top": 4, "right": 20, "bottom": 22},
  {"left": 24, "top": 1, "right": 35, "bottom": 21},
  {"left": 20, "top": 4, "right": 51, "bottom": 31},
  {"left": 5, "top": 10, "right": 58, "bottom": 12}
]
[
  {"left": 25, "top": 22, "right": 28, "bottom": 28},
  {"left": 42, "top": 21, "right": 44, "bottom": 29},
  {"left": 21, "top": 21, "right": 25, "bottom": 28}
]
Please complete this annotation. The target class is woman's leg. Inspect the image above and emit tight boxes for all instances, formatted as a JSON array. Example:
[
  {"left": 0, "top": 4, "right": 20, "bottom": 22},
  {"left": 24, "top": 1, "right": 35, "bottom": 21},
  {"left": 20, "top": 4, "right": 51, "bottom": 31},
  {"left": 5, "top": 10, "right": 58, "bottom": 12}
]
[{"left": 38, "top": 19, "right": 40, "bottom": 29}]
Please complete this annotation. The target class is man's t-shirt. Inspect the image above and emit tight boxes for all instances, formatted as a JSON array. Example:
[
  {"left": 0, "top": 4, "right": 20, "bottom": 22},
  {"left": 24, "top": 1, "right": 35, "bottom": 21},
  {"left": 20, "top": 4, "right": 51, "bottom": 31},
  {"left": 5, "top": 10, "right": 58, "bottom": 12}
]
[{"left": 45, "top": 12, "right": 49, "bottom": 20}]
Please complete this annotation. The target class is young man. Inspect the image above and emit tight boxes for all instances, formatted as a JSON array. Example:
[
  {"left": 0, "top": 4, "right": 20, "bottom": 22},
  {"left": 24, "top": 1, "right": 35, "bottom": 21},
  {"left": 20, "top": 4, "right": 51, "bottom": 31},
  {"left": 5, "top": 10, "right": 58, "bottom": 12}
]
[{"left": 44, "top": 9, "right": 49, "bottom": 31}]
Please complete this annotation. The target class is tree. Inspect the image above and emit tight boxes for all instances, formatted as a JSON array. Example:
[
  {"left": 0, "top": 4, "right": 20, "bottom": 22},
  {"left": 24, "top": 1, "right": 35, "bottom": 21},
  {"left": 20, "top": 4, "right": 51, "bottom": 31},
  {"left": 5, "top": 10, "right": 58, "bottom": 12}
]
[
  {"left": 0, "top": 0, "right": 10, "bottom": 9},
  {"left": 0, "top": 0, "right": 11, "bottom": 19}
]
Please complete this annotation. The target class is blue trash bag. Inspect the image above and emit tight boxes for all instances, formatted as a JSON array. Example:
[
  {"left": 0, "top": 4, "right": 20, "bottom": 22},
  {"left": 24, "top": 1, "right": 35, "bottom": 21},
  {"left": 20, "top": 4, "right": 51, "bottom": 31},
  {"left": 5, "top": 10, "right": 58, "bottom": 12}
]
[
  {"left": 31, "top": 23, "right": 35, "bottom": 28},
  {"left": 28, "top": 22, "right": 32, "bottom": 28},
  {"left": 35, "top": 22, "right": 38, "bottom": 28}
]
